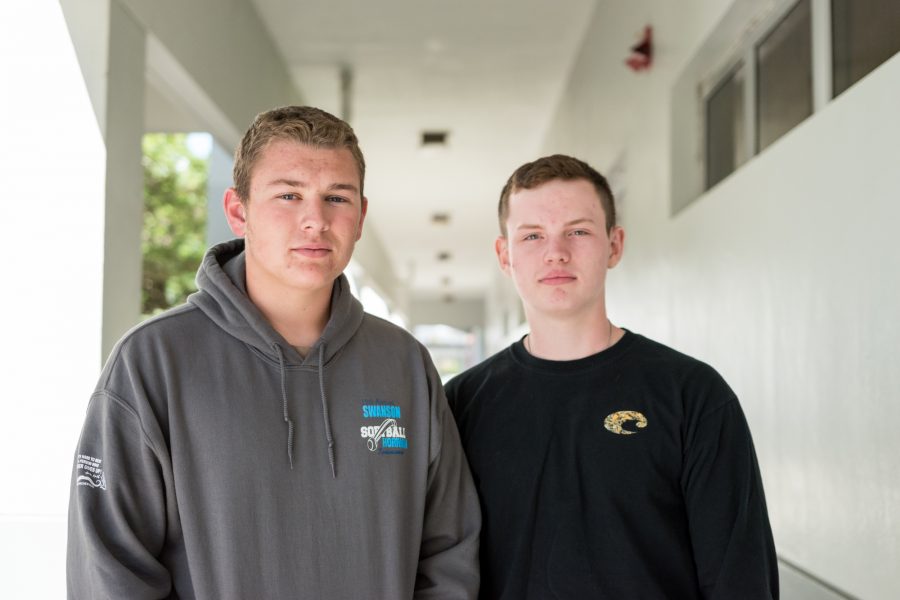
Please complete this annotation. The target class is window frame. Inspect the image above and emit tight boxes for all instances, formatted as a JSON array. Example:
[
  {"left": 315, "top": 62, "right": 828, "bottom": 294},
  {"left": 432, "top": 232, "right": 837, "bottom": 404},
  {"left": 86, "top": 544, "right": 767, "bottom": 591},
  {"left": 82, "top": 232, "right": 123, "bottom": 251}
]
[{"left": 699, "top": 0, "right": 834, "bottom": 193}]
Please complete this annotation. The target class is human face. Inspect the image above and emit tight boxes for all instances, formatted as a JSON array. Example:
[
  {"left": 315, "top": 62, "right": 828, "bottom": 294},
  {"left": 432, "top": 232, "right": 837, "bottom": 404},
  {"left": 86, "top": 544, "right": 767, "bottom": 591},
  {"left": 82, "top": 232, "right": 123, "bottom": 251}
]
[
  {"left": 495, "top": 178, "right": 624, "bottom": 320},
  {"left": 224, "top": 140, "right": 367, "bottom": 301}
]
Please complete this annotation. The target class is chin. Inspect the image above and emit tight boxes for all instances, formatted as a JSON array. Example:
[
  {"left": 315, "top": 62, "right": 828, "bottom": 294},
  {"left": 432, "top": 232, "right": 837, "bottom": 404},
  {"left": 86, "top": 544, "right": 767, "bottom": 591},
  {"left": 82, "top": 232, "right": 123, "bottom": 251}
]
[
  {"left": 534, "top": 299, "right": 588, "bottom": 316},
  {"left": 284, "top": 271, "right": 336, "bottom": 292}
]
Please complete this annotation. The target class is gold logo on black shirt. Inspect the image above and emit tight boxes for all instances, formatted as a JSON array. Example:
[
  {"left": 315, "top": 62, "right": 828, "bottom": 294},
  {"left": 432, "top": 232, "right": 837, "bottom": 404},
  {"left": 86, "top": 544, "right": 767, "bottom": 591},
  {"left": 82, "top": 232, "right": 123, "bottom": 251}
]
[{"left": 604, "top": 410, "right": 648, "bottom": 435}]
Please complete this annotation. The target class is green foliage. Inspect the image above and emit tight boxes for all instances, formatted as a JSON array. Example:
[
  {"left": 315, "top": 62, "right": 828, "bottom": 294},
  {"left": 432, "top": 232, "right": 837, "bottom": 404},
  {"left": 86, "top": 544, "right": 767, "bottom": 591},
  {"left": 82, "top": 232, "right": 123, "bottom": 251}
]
[{"left": 141, "top": 134, "right": 208, "bottom": 317}]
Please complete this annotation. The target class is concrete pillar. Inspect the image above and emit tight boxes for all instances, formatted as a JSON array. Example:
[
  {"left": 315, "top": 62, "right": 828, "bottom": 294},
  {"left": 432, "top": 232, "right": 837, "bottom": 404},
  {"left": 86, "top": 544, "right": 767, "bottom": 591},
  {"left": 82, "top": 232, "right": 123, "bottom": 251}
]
[
  {"left": 61, "top": 0, "right": 148, "bottom": 360},
  {"left": 101, "top": 2, "right": 146, "bottom": 360}
]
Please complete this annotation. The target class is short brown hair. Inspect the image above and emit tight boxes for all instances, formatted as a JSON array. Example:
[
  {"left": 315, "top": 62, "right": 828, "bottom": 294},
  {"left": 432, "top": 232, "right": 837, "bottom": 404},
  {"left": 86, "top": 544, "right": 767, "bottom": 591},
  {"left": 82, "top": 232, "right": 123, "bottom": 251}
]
[
  {"left": 498, "top": 154, "right": 615, "bottom": 235},
  {"left": 232, "top": 106, "right": 366, "bottom": 201}
]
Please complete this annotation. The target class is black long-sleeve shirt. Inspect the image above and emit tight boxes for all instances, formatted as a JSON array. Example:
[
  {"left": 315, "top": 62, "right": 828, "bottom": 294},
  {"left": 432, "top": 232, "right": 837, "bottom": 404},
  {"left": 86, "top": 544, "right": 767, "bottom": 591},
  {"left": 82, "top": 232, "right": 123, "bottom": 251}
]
[{"left": 446, "top": 330, "right": 777, "bottom": 599}]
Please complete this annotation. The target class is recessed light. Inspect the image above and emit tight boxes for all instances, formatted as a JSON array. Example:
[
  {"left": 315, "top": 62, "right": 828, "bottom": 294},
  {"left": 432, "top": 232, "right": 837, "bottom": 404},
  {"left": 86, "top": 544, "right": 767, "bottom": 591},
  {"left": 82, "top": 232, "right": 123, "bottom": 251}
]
[{"left": 437, "top": 251, "right": 451, "bottom": 262}]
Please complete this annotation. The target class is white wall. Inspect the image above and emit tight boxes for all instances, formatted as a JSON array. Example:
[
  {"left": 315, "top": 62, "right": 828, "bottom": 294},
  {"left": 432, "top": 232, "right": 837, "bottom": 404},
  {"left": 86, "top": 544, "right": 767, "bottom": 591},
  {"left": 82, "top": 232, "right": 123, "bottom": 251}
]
[
  {"left": 0, "top": 2, "right": 107, "bottom": 596},
  {"left": 664, "top": 54, "right": 900, "bottom": 599},
  {"left": 532, "top": 1, "right": 900, "bottom": 597}
]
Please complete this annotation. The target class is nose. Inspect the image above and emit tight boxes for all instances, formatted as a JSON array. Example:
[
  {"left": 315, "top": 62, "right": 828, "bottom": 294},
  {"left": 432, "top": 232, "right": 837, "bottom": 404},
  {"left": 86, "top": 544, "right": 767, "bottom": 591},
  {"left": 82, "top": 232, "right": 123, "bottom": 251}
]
[
  {"left": 300, "top": 198, "right": 329, "bottom": 232},
  {"left": 544, "top": 236, "right": 570, "bottom": 263}
]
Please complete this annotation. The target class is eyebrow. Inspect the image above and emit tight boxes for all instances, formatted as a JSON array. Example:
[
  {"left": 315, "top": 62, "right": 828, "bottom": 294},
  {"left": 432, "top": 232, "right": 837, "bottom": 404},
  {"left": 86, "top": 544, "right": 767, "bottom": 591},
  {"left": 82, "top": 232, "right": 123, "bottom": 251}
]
[
  {"left": 264, "top": 179, "right": 360, "bottom": 194},
  {"left": 515, "top": 218, "right": 595, "bottom": 231},
  {"left": 327, "top": 182, "right": 360, "bottom": 193}
]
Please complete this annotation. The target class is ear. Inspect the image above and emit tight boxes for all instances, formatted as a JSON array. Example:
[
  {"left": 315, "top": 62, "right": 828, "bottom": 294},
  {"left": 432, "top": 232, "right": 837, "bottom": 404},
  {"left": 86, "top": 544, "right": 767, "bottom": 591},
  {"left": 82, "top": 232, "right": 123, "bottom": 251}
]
[
  {"left": 495, "top": 236, "right": 511, "bottom": 275},
  {"left": 356, "top": 197, "right": 368, "bottom": 241},
  {"left": 607, "top": 226, "right": 625, "bottom": 269},
  {"left": 223, "top": 188, "right": 247, "bottom": 236}
]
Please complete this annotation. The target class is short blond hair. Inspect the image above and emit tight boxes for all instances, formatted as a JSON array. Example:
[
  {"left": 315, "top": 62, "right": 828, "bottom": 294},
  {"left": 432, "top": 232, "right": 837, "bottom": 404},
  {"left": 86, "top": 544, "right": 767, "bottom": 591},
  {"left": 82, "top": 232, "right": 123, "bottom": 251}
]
[{"left": 232, "top": 106, "right": 366, "bottom": 201}]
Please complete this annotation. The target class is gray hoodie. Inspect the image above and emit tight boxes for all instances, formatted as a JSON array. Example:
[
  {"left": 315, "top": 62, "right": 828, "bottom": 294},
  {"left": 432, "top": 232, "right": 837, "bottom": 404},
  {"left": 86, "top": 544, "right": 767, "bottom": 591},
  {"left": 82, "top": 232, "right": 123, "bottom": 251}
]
[{"left": 67, "top": 239, "right": 481, "bottom": 599}]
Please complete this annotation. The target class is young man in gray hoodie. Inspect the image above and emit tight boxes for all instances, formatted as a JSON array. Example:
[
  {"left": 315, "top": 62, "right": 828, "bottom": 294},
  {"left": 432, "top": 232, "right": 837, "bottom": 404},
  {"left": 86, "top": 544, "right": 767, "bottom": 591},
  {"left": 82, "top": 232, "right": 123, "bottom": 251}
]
[{"left": 67, "top": 106, "right": 481, "bottom": 599}]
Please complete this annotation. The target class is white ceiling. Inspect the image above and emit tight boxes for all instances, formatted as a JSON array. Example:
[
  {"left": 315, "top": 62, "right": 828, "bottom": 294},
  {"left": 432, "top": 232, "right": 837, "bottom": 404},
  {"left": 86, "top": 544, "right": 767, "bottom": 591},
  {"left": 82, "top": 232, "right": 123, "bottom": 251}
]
[{"left": 250, "top": 0, "right": 598, "bottom": 300}]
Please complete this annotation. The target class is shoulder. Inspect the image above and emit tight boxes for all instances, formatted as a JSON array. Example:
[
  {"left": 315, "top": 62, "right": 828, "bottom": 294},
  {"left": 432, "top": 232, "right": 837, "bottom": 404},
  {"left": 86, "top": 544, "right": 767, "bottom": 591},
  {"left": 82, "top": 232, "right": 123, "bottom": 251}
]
[
  {"left": 627, "top": 333, "right": 727, "bottom": 382},
  {"left": 444, "top": 346, "right": 514, "bottom": 412},
  {"left": 358, "top": 313, "right": 427, "bottom": 354},
  {"left": 356, "top": 313, "right": 438, "bottom": 371},
  {"left": 99, "top": 303, "right": 208, "bottom": 385},
  {"left": 88, "top": 305, "right": 209, "bottom": 435},
  {"left": 447, "top": 346, "right": 514, "bottom": 391},
  {"left": 625, "top": 332, "right": 737, "bottom": 413},
  {"left": 358, "top": 312, "right": 415, "bottom": 343},
  {"left": 116, "top": 303, "right": 209, "bottom": 350},
  {"left": 625, "top": 333, "right": 702, "bottom": 368}
]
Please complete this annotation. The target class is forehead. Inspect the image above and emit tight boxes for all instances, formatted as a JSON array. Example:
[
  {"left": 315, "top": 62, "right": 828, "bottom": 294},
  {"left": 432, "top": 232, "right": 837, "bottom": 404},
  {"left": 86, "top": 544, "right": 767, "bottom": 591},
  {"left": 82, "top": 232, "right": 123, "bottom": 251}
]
[
  {"left": 251, "top": 140, "right": 359, "bottom": 184},
  {"left": 508, "top": 179, "right": 606, "bottom": 224}
]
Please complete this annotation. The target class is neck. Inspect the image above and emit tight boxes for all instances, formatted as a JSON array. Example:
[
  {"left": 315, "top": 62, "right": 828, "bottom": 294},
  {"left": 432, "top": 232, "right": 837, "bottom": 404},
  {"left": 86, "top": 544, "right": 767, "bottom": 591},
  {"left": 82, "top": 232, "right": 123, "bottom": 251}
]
[
  {"left": 246, "top": 278, "right": 333, "bottom": 350},
  {"left": 524, "top": 309, "right": 620, "bottom": 361}
]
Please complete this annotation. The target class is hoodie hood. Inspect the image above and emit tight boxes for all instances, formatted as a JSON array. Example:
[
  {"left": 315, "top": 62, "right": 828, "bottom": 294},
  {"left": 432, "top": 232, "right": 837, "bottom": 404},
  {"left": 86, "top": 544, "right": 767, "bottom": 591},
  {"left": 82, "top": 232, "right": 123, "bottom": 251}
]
[
  {"left": 187, "top": 238, "right": 365, "bottom": 474},
  {"left": 188, "top": 238, "right": 364, "bottom": 368}
]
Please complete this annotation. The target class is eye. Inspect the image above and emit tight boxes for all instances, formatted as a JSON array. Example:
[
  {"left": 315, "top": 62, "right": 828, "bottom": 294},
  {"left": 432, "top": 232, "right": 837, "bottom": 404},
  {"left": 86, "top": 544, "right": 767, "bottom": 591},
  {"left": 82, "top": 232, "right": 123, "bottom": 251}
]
[
  {"left": 278, "top": 193, "right": 298, "bottom": 201},
  {"left": 570, "top": 229, "right": 591, "bottom": 236},
  {"left": 326, "top": 195, "right": 349, "bottom": 204},
  {"left": 522, "top": 233, "right": 541, "bottom": 241}
]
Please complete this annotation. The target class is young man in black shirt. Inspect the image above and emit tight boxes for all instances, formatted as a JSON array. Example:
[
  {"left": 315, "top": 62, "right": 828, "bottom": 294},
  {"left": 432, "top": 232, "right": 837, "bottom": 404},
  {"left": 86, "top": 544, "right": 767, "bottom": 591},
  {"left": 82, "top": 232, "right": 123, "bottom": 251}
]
[{"left": 446, "top": 154, "right": 777, "bottom": 599}]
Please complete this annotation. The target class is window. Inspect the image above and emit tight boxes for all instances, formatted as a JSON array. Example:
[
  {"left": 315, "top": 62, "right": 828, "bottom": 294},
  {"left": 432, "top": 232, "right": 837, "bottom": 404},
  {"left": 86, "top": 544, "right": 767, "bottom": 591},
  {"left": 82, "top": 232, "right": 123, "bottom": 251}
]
[
  {"left": 705, "top": 63, "right": 747, "bottom": 189},
  {"left": 832, "top": 0, "right": 900, "bottom": 97},
  {"left": 756, "top": 0, "right": 812, "bottom": 152},
  {"left": 682, "top": 0, "right": 900, "bottom": 209}
]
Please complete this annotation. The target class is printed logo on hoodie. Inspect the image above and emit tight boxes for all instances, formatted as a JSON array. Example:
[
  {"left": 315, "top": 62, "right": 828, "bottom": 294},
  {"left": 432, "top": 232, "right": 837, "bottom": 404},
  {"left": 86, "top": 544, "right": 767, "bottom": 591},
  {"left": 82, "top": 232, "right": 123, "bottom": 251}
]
[
  {"left": 360, "top": 402, "right": 408, "bottom": 454},
  {"left": 75, "top": 454, "right": 107, "bottom": 490}
]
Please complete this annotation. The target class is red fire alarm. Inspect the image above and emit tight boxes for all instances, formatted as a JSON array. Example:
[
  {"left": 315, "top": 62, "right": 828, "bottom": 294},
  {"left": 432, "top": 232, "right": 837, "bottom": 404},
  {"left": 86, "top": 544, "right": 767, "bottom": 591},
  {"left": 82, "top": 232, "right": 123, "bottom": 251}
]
[{"left": 626, "top": 26, "right": 653, "bottom": 72}]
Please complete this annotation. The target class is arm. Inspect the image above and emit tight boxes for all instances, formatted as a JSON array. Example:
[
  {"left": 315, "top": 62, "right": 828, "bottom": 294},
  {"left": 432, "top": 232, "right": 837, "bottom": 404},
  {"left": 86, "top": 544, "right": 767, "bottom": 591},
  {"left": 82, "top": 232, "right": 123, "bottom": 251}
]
[
  {"left": 414, "top": 355, "right": 481, "bottom": 599},
  {"left": 682, "top": 393, "right": 779, "bottom": 599},
  {"left": 67, "top": 390, "right": 173, "bottom": 599}
]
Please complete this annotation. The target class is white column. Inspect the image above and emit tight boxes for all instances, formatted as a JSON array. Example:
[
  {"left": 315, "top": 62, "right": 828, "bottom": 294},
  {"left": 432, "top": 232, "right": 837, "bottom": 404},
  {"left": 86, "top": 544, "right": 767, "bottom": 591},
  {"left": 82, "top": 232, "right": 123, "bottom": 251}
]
[
  {"left": 811, "top": 0, "right": 833, "bottom": 112},
  {"left": 101, "top": 2, "right": 147, "bottom": 360}
]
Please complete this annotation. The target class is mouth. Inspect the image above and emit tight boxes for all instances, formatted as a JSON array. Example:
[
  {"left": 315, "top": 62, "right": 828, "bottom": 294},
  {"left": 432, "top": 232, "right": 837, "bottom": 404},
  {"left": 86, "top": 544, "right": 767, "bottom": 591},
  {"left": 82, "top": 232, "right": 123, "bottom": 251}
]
[
  {"left": 539, "top": 271, "right": 576, "bottom": 285},
  {"left": 291, "top": 245, "right": 332, "bottom": 258}
]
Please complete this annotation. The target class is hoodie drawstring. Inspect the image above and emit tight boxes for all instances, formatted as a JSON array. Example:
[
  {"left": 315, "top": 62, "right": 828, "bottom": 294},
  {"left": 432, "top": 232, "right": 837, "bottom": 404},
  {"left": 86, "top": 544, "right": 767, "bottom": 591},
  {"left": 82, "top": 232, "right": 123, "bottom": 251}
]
[
  {"left": 273, "top": 342, "right": 336, "bottom": 478},
  {"left": 274, "top": 344, "right": 295, "bottom": 470},
  {"left": 319, "top": 343, "right": 337, "bottom": 479}
]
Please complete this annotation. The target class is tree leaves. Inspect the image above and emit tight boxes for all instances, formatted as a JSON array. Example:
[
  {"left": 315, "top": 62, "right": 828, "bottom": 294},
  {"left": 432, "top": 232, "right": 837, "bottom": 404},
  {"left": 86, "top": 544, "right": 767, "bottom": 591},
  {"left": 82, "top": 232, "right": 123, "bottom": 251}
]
[{"left": 141, "top": 134, "right": 208, "bottom": 317}]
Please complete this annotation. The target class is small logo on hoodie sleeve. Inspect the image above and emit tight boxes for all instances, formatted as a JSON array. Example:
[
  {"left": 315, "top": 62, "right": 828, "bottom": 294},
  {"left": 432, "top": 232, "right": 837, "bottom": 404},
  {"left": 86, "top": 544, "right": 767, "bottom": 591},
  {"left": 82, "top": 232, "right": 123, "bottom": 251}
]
[
  {"left": 359, "top": 402, "right": 408, "bottom": 455},
  {"left": 75, "top": 454, "right": 107, "bottom": 489}
]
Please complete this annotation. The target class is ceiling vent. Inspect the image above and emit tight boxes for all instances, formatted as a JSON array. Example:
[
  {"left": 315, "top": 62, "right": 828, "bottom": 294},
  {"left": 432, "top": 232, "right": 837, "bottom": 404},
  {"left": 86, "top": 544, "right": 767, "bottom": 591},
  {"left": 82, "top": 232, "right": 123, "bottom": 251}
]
[
  {"left": 437, "top": 251, "right": 452, "bottom": 262},
  {"left": 430, "top": 212, "right": 450, "bottom": 225},
  {"left": 421, "top": 130, "right": 449, "bottom": 146}
]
